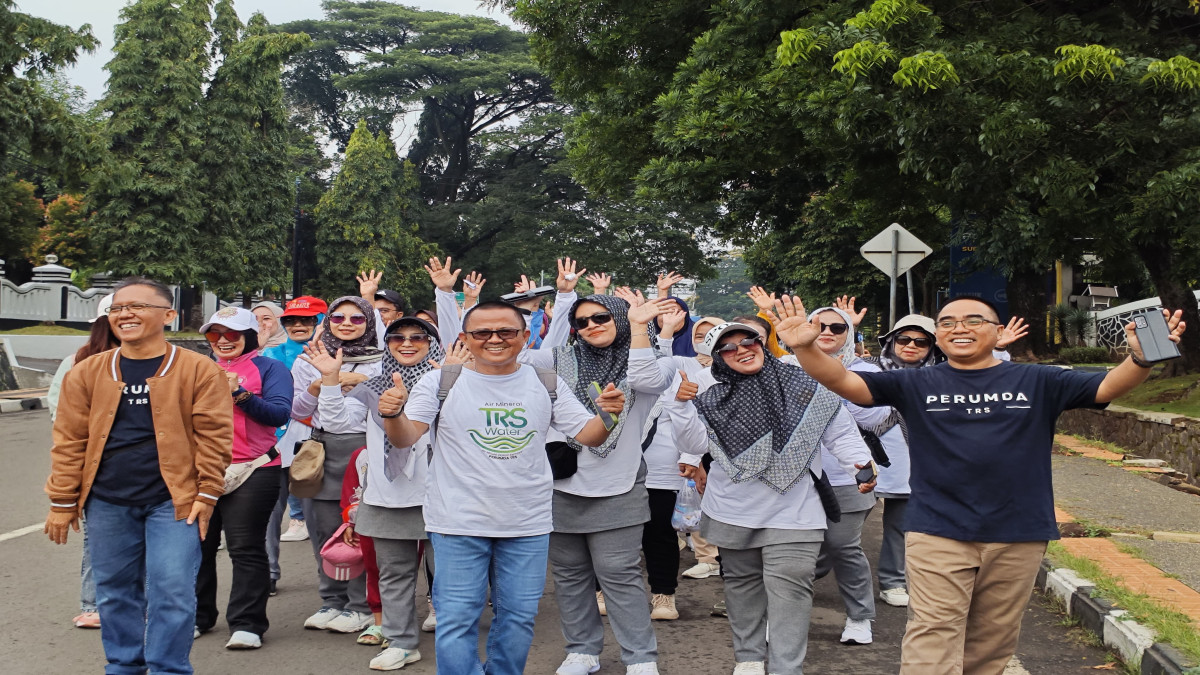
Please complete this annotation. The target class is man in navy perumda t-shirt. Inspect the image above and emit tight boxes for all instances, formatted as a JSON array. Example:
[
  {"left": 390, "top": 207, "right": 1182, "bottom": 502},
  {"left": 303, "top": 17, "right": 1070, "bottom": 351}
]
[{"left": 782, "top": 295, "right": 1185, "bottom": 675}]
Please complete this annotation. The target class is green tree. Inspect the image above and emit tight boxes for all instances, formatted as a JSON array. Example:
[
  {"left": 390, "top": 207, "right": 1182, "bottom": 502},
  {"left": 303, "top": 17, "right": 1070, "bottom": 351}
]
[
  {"left": 33, "top": 194, "right": 92, "bottom": 274},
  {"left": 692, "top": 252, "right": 754, "bottom": 319},
  {"left": 0, "top": 177, "right": 44, "bottom": 263},
  {"left": 312, "top": 120, "right": 438, "bottom": 301}
]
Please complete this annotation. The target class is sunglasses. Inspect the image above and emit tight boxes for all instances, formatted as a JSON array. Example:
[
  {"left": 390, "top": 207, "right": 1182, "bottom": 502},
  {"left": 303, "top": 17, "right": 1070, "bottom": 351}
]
[
  {"left": 205, "top": 329, "right": 243, "bottom": 343},
  {"left": 820, "top": 322, "right": 849, "bottom": 335},
  {"left": 465, "top": 328, "right": 522, "bottom": 341},
  {"left": 387, "top": 333, "right": 431, "bottom": 344},
  {"left": 571, "top": 312, "right": 614, "bottom": 331},
  {"left": 280, "top": 316, "right": 317, "bottom": 326},
  {"left": 330, "top": 313, "right": 368, "bottom": 325},
  {"left": 715, "top": 337, "right": 763, "bottom": 354},
  {"left": 895, "top": 335, "right": 932, "bottom": 348}
]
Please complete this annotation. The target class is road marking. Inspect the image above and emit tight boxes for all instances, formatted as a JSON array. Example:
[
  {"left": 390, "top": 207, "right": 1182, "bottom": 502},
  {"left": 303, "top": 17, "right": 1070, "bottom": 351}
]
[
  {"left": 0, "top": 523, "right": 43, "bottom": 543},
  {"left": 1004, "top": 656, "right": 1031, "bottom": 675}
]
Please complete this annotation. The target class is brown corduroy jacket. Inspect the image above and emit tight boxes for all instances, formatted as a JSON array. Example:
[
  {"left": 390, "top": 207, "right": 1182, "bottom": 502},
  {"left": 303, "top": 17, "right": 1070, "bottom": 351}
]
[{"left": 45, "top": 344, "right": 233, "bottom": 520}]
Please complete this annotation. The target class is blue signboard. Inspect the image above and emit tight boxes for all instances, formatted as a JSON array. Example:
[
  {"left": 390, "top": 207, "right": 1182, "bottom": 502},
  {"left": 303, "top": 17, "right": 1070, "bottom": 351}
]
[{"left": 948, "top": 243, "right": 1009, "bottom": 322}]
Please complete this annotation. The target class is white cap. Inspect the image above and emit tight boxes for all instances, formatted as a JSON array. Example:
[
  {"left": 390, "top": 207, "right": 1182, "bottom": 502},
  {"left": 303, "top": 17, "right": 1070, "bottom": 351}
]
[
  {"left": 696, "top": 322, "right": 761, "bottom": 357},
  {"left": 89, "top": 294, "right": 113, "bottom": 323},
  {"left": 200, "top": 306, "right": 259, "bottom": 334}
]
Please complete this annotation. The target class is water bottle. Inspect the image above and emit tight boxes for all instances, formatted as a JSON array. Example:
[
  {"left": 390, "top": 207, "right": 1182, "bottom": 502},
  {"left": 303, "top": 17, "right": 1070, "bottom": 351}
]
[{"left": 671, "top": 479, "right": 702, "bottom": 533}]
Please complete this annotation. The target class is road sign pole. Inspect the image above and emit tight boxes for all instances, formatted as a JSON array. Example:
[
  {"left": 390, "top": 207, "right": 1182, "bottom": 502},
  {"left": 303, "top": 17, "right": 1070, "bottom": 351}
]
[{"left": 906, "top": 269, "right": 915, "bottom": 314}]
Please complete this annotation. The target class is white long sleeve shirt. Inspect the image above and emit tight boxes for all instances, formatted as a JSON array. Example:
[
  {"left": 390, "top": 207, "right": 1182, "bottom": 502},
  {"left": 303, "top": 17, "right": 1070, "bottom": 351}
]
[{"left": 290, "top": 357, "right": 381, "bottom": 434}]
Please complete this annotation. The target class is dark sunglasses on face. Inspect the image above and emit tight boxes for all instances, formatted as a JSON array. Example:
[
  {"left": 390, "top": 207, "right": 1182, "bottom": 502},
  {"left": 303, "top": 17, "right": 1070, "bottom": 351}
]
[
  {"left": 465, "top": 328, "right": 522, "bottom": 341},
  {"left": 387, "top": 333, "right": 431, "bottom": 344},
  {"left": 715, "top": 337, "right": 763, "bottom": 354},
  {"left": 205, "top": 329, "right": 243, "bottom": 343},
  {"left": 280, "top": 316, "right": 316, "bottom": 326},
  {"left": 820, "top": 322, "right": 849, "bottom": 335},
  {"left": 571, "top": 312, "right": 614, "bottom": 330},
  {"left": 895, "top": 335, "right": 932, "bottom": 348},
  {"left": 330, "top": 313, "right": 368, "bottom": 325}
]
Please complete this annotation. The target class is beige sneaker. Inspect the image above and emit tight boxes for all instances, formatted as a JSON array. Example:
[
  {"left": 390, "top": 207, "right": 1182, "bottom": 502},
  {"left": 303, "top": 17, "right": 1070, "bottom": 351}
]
[
  {"left": 650, "top": 593, "right": 678, "bottom": 621},
  {"left": 596, "top": 590, "right": 607, "bottom": 616},
  {"left": 421, "top": 598, "right": 436, "bottom": 632}
]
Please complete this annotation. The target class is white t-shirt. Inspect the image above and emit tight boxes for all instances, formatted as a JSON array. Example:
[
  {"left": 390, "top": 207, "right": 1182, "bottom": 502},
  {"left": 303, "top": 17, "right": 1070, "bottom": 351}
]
[{"left": 405, "top": 365, "right": 594, "bottom": 537}]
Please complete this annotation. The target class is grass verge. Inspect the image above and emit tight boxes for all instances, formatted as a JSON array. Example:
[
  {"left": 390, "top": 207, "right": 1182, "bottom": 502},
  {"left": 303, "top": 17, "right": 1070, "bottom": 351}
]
[
  {"left": 1113, "top": 372, "right": 1200, "bottom": 418},
  {"left": 1046, "top": 541, "right": 1200, "bottom": 665},
  {"left": 0, "top": 325, "right": 88, "bottom": 335}
]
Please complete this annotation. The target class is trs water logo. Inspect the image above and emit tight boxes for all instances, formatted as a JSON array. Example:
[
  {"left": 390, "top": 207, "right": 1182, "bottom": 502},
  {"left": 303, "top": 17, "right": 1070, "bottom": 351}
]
[{"left": 469, "top": 406, "right": 537, "bottom": 455}]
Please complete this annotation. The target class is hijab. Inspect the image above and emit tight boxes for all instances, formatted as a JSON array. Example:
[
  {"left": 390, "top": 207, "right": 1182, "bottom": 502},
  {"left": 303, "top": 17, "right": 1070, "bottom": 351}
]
[
  {"left": 695, "top": 329, "right": 843, "bottom": 494},
  {"left": 554, "top": 294, "right": 641, "bottom": 458},
  {"left": 692, "top": 316, "right": 725, "bottom": 367},
  {"left": 252, "top": 301, "right": 287, "bottom": 350},
  {"left": 661, "top": 297, "right": 697, "bottom": 358},
  {"left": 807, "top": 307, "right": 859, "bottom": 368},
  {"left": 320, "top": 296, "right": 383, "bottom": 363},
  {"left": 875, "top": 321, "right": 944, "bottom": 370}
]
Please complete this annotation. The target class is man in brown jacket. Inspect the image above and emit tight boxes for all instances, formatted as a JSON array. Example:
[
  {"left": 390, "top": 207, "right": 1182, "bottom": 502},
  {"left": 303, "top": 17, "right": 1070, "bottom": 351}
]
[{"left": 44, "top": 277, "right": 233, "bottom": 675}]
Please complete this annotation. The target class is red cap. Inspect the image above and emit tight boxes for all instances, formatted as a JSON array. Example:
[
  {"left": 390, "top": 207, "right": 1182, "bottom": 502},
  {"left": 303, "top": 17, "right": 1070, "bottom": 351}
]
[{"left": 281, "top": 296, "right": 328, "bottom": 318}]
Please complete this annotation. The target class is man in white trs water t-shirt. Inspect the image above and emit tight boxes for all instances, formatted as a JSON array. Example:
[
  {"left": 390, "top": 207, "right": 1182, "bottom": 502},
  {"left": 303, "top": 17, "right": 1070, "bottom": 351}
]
[{"left": 378, "top": 300, "right": 626, "bottom": 675}]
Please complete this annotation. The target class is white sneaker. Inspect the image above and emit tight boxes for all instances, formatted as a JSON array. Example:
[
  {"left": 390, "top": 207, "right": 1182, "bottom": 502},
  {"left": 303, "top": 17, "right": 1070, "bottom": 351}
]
[
  {"left": 556, "top": 652, "right": 600, "bottom": 675},
  {"left": 370, "top": 647, "right": 421, "bottom": 670},
  {"left": 732, "top": 663, "right": 766, "bottom": 675},
  {"left": 682, "top": 562, "right": 721, "bottom": 579},
  {"left": 326, "top": 609, "right": 374, "bottom": 633},
  {"left": 225, "top": 631, "right": 262, "bottom": 649},
  {"left": 840, "top": 618, "right": 873, "bottom": 645},
  {"left": 596, "top": 590, "right": 607, "bottom": 616},
  {"left": 280, "top": 518, "right": 309, "bottom": 542},
  {"left": 304, "top": 606, "right": 340, "bottom": 630},
  {"left": 879, "top": 587, "right": 910, "bottom": 607},
  {"left": 650, "top": 593, "right": 678, "bottom": 621},
  {"left": 421, "top": 599, "right": 436, "bottom": 632},
  {"left": 626, "top": 664, "right": 659, "bottom": 674}
]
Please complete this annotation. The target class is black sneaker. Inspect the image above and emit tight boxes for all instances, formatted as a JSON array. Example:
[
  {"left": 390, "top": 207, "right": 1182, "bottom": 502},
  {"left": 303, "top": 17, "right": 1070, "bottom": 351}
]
[{"left": 269, "top": 579, "right": 278, "bottom": 597}]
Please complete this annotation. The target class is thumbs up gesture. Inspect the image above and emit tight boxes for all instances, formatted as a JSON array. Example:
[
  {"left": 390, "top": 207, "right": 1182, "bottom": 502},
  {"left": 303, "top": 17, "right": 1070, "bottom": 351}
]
[
  {"left": 379, "top": 372, "right": 409, "bottom": 418},
  {"left": 594, "top": 382, "right": 626, "bottom": 414},
  {"left": 675, "top": 371, "right": 698, "bottom": 402}
]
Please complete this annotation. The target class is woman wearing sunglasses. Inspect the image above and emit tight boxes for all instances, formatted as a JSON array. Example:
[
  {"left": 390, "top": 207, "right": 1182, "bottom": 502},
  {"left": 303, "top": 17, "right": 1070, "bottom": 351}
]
[
  {"left": 517, "top": 259, "right": 679, "bottom": 675},
  {"left": 679, "top": 322, "right": 872, "bottom": 675},
  {"left": 293, "top": 296, "right": 384, "bottom": 636},
  {"left": 194, "top": 307, "right": 294, "bottom": 649}
]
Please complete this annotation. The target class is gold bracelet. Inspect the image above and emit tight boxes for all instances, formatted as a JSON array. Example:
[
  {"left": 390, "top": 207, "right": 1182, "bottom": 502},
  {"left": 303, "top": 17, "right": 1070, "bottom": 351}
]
[{"left": 631, "top": 331, "right": 649, "bottom": 337}]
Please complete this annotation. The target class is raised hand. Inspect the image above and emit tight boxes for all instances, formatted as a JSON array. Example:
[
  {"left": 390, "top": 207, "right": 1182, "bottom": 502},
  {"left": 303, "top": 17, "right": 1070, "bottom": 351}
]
[
  {"left": 1125, "top": 309, "right": 1186, "bottom": 361},
  {"left": 628, "top": 297, "right": 675, "bottom": 325},
  {"left": 613, "top": 286, "right": 642, "bottom": 308},
  {"left": 379, "top": 372, "right": 409, "bottom": 417},
  {"left": 462, "top": 271, "right": 486, "bottom": 300},
  {"left": 443, "top": 341, "right": 472, "bottom": 366},
  {"left": 556, "top": 257, "right": 587, "bottom": 293},
  {"left": 657, "top": 271, "right": 684, "bottom": 297},
  {"left": 747, "top": 286, "right": 776, "bottom": 312},
  {"left": 357, "top": 269, "right": 383, "bottom": 299},
  {"left": 594, "top": 383, "right": 626, "bottom": 414},
  {"left": 300, "top": 342, "right": 344, "bottom": 379},
  {"left": 659, "top": 305, "right": 687, "bottom": 337},
  {"left": 424, "top": 257, "right": 462, "bottom": 293},
  {"left": 996, "top": 316, "right": 1029, "bottom": 350},
  {"left": 512, "top": 274, "right": 541, "bottom": 312},
  {"left": 675, "top": 371, "right": 698, "bottom": 402},
  {"left": 834, "top": 295, "right": 868, "bottom": 327},
  {"left": 513, "top": 275, "right": 533, "bottom": 294},
  {"left": 769, "top": 294, "right": 821, "bottom": 351},
  {"left": 586, "top": 272, "right": 612, "bottom": 295}
]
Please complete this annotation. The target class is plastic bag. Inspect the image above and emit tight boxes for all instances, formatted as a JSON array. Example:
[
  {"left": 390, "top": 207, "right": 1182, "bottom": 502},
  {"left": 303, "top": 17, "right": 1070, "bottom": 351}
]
[{"left": 671, "top": 480, "right": 702, "bottom": 533}]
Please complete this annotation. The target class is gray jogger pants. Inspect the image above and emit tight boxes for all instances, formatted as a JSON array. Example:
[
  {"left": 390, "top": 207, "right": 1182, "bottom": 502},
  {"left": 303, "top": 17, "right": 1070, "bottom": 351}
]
[
  {"left": 814, "top": 506, "right": 876, "bottom": 621},
  {"left": 303, "top": 498, "right": 368, "bottom": 613},
  {"left": 372, "top": 537, "right": 421, "bottom": 650}
]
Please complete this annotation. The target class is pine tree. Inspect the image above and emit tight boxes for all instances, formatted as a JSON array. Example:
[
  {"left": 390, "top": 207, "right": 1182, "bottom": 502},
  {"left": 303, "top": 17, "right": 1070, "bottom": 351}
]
[
  {"left": 86, "top": 0, "right": 212, "bottom": 283},
  {"left": 313, "top": 120, "right": 438, "bottom": 301}
]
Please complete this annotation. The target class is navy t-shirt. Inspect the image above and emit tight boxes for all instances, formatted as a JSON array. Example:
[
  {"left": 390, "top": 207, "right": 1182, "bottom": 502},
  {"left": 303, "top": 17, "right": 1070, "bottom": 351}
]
[
  {"left": 91, "top": 355, "right": 172, "bottom": 506},
  {"left": 859, "top": 362, "right": 1106, "bottom": 542}
]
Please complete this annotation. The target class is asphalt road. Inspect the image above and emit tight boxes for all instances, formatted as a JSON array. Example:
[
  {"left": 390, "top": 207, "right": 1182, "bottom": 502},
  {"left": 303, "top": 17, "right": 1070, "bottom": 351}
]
[{"left": 1, "top": 409, "right": 1114, "bottom": 674}]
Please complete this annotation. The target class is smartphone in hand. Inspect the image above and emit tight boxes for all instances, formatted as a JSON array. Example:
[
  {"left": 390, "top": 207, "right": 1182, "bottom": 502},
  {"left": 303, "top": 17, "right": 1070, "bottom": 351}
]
[
  {"left": 1131, "top": 310, "right": 1181, "bottom": 363},
  {"left": 855, "top": 460, "right": 877, "bottom": 485},
  {"left": 587, "top": 381, "right": 618, "bottom": 430}
]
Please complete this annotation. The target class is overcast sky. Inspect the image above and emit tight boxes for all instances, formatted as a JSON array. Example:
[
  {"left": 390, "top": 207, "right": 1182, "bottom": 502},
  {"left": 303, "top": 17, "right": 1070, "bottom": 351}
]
[{"left": 25, "top": 0, "right": 515, "bottom": 101}]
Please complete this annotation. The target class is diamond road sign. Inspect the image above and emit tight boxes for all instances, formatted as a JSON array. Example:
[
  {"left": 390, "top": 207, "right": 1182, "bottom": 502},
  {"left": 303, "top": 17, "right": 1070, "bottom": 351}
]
[{"left": 860, "top": 223, "right": 932, "bottom": 278}]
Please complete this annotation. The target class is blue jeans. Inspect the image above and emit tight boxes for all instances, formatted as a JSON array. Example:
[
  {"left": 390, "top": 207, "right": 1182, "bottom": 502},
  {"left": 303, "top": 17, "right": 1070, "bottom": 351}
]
[
  {"left": 86, "top": 498, "right": 202, "bottom": 675},
  {"left": 81, "top": 513, "right": 97, "bottom": 612},
  {"left": 429, "top": 533, "right": 549, "bottom": 675}
]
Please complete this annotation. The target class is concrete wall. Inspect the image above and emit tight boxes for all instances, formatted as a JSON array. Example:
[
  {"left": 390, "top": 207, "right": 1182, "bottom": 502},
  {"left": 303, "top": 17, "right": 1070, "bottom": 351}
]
[
  {"left": 3, "top": 335, "right": 88, "bottom": 361},
  {"left": 1057, "top": 405, "right": 1200, "bottom": 486}
]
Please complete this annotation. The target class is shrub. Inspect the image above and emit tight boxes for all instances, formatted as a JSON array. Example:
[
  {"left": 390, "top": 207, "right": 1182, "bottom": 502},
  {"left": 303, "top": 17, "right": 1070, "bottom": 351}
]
[{"left": 1060, "top": 346, "right": 1112, "bottom": 364}]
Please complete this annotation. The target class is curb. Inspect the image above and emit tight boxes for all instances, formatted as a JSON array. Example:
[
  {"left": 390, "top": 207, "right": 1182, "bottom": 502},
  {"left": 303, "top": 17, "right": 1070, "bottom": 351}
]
[
  {"left": 0, "top": 396, "right": 47, "bottom": 414},
  {"left": 1037, "top": 559, "right": 1198, "bottom": 674}
]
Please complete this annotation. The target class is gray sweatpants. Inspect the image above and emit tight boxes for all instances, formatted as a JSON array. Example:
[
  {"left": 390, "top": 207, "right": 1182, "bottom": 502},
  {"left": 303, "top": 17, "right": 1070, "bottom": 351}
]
[
  {"left": 549, "top": 525, "right": 657, "bottom": 665},
  {"left": 878, "top": 497, "right": 908, "bottom": 590},
  {"left": 372, "top": 538, "right": 421, "bottom": 650},
  {"left": 303, "top": 498, "right": 368, "bottom": 613},
  {"left": 814, "top": 506, "right": 876, "bottom": 621},
  {"left": 720, "top": 542, "right": 821, "bottom": 675}
]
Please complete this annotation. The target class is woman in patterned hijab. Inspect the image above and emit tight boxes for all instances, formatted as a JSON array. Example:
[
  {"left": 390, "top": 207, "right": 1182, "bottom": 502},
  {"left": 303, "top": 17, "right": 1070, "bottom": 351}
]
[{"left": 320, "top": 296, "right": 384, "bottom": 363}]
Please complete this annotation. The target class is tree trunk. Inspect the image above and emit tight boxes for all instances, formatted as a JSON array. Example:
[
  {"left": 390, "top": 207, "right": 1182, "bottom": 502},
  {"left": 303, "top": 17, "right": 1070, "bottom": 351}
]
[
  {"left": 1135, "top": 241, "right": 1200, "bottom": 376},
  {"left": 1006, "top": 264, "right": 1050, "bottom": 359}
]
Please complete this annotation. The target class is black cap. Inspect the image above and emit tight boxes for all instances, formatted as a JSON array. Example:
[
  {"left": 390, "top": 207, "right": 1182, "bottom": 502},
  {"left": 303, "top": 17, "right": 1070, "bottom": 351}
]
[{"left": 373, "top": 289, "right": 407, "bottom": 314}]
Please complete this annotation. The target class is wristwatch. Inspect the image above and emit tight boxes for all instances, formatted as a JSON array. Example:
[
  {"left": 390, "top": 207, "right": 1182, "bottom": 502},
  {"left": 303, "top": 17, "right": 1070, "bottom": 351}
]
[{"left": 1130, "top": 353, "right": 1153, "bottom": 369}]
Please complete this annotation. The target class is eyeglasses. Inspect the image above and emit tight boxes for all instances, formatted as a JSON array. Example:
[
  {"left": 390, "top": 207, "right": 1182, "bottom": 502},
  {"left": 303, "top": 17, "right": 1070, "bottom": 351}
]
[
  {"left": 465, "top": 328, "right": 522, "bottom": 341},
  {"left": 106, "top": 303, "right": 171, "bottom": 314},
  {"left": 280, "top": 316, "right": 317, "bottom": 326},
  {"left": 330, "top": 313, "right": 368, "bottom": 325},
  {"left": 894, "top": 335, "right": 932, "bottom": 348},
  {"left": 205, "top": 329, "right": 243, "bottom": 343},
  {"left": 820, "top": 322, "right": 849, "bottom": 335},
  {"left": 935, "top": 317, "right": 998, "bottom": 331},
  {"left": 387, "top": 333, "right": 431, "bottom": 345},
  {"left": 571, "top": 312, "right": 614, "bottom": 330},
  {"left": 715, "top": 337, "right": 763, "bottom": 354}
]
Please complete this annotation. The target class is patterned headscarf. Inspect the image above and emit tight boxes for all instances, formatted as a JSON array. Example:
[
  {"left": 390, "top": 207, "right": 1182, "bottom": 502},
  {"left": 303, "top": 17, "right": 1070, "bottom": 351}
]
[
  {"left": 554, "top": 294, "right": 640, "bottom": 458},
  {"left": 350, "top": 318, "right": 444, "bottom": 480},
  {"left": 695, "top": 327, "right": 843, "bottom": 494},
  {"left": 321, "top": 296, "right": 383, "bottom": 363}
]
